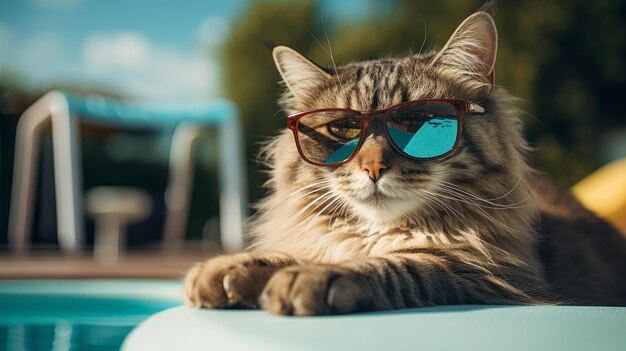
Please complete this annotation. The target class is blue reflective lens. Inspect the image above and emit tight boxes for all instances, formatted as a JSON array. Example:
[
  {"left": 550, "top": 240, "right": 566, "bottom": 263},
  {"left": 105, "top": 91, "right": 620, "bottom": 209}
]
[
  {"left": 387, "top": 102, "right": 458, "bottom": 158},
  {"left": 388, "top": 119, "right": 458, "bottom": 158},
  {"left": 324, "top": 137, "right": 360, "bottom": 164}
]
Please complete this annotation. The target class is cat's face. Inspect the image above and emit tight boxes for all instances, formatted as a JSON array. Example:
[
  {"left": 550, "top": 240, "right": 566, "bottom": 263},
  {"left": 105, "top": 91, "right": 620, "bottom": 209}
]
[{"left": 269, "top": 12, "right": 526, "bottom": 225}]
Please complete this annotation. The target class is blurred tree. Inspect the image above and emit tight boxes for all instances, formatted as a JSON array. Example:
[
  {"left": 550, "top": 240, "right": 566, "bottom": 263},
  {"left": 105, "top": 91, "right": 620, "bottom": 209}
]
[
  {"left": 223, "top": 0, "right": 626, "bottom": 208},
  {"left": 222, "top": 2, "right": 321, "bottom": 204},
  {"left": 502, "top": 0, "right": 626, "bottom": 185}
]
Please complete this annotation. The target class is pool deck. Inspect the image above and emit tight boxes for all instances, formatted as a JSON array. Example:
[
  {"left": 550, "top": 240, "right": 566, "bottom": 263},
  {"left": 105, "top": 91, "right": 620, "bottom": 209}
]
[{"left": 0, "top": 249, "right": 217, "bottom": 279}]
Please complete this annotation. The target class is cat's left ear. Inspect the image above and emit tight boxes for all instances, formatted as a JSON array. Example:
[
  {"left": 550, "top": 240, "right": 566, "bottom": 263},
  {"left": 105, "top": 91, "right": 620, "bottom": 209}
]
[{"left": 428, "top": 11, "right": 498, "bottom": 90}]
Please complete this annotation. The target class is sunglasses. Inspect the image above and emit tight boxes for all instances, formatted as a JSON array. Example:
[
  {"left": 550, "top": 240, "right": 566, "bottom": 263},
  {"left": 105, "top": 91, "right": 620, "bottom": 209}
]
[{"left": 287, "top": 99, "right": 486, "bottom": 166}]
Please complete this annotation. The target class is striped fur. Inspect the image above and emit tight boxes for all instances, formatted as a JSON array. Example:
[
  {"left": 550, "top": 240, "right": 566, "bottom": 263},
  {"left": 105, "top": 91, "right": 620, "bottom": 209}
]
[{"left": 184, "top": 8, "right": 626, "bottom": 315}]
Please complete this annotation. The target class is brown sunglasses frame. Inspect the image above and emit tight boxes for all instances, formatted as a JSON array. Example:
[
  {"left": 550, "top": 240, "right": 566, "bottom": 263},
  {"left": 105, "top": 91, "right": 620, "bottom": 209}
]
[{"left": 286, "top": 99, "right": 486, "bottom": 167}]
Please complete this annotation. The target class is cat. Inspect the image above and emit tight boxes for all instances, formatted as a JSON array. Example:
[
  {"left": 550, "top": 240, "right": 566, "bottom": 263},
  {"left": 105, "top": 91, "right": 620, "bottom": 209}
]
[{"left": 183, "top": 3, "right": 626, "bottom": 315}]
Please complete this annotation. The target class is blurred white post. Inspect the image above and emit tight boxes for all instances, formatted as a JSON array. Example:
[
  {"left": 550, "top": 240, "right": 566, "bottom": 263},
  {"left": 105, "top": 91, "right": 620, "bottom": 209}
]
[
  {"left": 8, "top": 91, "right": 83, "bottom": 252},
  {"left": 217, "top": 116, "right": 247, "bottom": 252},
  {"left": 8, "top": 96, "right": 51, "bottom": 251},
  {"left": 162, "top": 123, "right": 203, "bottom": 250},
  {"left": 50, "top": 94, "right": 84, "bottom": 251},
  {"left": 163, "top": 115, "right": 247, "bottom": 252}
]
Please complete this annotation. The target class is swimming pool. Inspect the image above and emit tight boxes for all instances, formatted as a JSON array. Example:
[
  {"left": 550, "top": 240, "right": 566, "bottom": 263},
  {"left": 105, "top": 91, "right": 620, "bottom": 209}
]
[{"left": 0, "top": 280, "right": 182, "bottom": 351}]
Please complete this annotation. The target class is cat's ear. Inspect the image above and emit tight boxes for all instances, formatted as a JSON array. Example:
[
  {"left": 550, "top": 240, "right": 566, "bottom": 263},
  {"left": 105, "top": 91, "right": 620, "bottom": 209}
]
[
  {"left": 428, "top": 11, "right": 498, "bottom": 90},
  {"left": 267, "top": 43, "right": 332, "bottom": 102}
]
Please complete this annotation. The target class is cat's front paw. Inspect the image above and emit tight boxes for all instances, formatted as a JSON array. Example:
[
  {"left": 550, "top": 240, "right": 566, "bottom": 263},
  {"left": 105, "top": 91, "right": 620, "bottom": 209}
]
[
  {"left": 183, "top": 253, "right": 282, "bottom": 309},
  {"left": 259, "top": 264, "right": 375, "bottom": 316}
]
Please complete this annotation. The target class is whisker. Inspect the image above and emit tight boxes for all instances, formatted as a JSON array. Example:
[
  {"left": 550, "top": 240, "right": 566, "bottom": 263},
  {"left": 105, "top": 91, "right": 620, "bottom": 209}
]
[
  {"left": 421, "top": 192, "right": 466, "bottom": 225},
  {"left": 438, "top": 177, "right": 530, "bottom": 206},
  {"left": 434, "top": 185, "right": 531, "bottom": 210},
  {"left": 321, "top": 12, "right": 346, "bottom": 94},
  {"left": 307, "top": 195, "right": 343, "bottom": 231},
  {"left": 437, "top": 190, "right": 531, "bottom": 211},
  {"left": 300, "top": 193, "right": 342, "bottom": 231},
  {"left": 266, "top": 180, "right": 333, "bottom": 211},
  {"left": 328, "top": 198, "right": 349, "bottom": 228},
  {"left": 284, "top": 182, "right": 334, "bottom": 204},
  {"left": 418, "top": 12, "right": 428, "bottom": 55},
  {"left": 428, "top": 189, "right": 520, "bottom": 233},
  {"left": 286, "top": 191, "right": 334, "bottom": 225},
  {"left": 420, "top": 196, "right": 445, "bottom": 225}
]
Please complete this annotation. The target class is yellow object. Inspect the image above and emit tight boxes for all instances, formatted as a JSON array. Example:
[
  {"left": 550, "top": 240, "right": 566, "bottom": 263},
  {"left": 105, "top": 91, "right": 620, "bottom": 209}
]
[{"left": 572, "top": 158, "right": 626, "bottom": 233}]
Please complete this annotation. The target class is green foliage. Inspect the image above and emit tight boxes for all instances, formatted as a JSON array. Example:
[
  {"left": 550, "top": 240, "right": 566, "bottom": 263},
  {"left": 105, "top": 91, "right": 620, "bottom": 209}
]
[
  {"left": 222, "top": 2, "right": 320, "bottom": 202},
  {"left": 223, "top": 0, "right": 626, "bottom": 206}
]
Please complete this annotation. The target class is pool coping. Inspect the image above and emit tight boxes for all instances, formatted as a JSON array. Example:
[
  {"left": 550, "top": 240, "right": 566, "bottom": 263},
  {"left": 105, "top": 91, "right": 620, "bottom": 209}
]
[{"left": 0, "top": 279, "right": 183, "bottom": 301}]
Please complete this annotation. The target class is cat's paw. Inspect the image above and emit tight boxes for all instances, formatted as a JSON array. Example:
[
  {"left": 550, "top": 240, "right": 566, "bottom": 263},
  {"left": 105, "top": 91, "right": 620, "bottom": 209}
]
[
  {"left": 259, "top": 264, "right": 375, "bottom": 316},
  {"left": 183, "top": 253, "right": 282, "bottom": 309}
]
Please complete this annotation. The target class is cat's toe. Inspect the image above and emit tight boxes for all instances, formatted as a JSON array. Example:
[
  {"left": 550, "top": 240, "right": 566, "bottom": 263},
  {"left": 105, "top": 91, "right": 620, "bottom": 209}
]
[
  {"left": 183, "top": 256, "right": 246, "bottom": 309},
  {"left": 184, "top": 254, "right": 280, "bottom": 309},
  {"left": 188, "top": 261, "right": 228, "bottom": 308},
  {"left": 183, "top": 263, "right": 205, "bottom": 308},
  {"left": 326, "top": 275, "right": 373, "bottom": 314},
  {"left": 261, "top": 265, "right": 367, "bottom": 316},
  {"left": 259, "top": 270, "right": 297, "bottom": 315},
  {"left": 221, "top": 266, "right": 261, "bottom": 308}
]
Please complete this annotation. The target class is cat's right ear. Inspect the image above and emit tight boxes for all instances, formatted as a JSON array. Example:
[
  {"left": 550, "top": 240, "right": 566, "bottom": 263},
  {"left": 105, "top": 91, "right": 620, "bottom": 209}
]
[{"left": 266, "top": 42, "right": 332, "bottom": 103}]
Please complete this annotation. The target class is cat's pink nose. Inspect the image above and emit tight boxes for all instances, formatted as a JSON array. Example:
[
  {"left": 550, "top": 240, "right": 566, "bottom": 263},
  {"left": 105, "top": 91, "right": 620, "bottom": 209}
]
[{"left": 362, "top": 162, "right": 387, "bottom": 182}]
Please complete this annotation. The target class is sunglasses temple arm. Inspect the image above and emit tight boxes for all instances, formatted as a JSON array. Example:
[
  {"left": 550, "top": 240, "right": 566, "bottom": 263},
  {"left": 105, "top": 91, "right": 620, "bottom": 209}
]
[{"left": 468, "top": 103, "right": 485, "bottom": 114}]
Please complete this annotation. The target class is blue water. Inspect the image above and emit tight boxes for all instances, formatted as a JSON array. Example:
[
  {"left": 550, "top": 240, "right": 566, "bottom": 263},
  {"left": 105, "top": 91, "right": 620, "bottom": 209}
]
[
  {"left": 0, "top": 322, "right": 134, "bottom": 351},
  {"left": 0, "top": 280, "right": 181, "bottom": 351}
]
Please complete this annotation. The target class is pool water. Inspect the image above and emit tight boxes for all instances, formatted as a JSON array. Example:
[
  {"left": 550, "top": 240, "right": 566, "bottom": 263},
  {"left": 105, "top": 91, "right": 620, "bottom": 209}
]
[
  {"left": 0, "top": 280, "right": 182, "bottom": 351},
  {"left": 1, "top": 323, "right": 134, "bottom": 351}
]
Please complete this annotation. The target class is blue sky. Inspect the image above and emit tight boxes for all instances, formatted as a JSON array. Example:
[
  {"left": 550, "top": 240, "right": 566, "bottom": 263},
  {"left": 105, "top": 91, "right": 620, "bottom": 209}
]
[{"left": 0, "top": 0, "right": 385, "bottom": 100}]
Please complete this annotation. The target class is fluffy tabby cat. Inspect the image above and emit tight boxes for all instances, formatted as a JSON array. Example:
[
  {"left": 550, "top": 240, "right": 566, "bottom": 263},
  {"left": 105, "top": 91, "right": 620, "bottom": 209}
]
[{"left": 184, "top": 4, "right": 626, "bottom": 315}]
